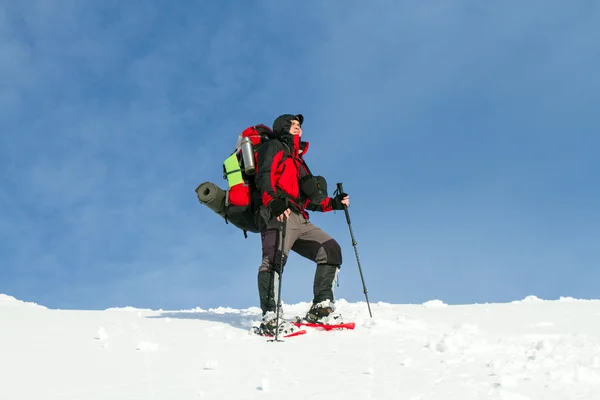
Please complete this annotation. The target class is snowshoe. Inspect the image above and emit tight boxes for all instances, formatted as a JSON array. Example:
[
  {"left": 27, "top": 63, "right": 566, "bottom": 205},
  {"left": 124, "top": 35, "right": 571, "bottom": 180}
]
[
  {"left": 292, "top": 320, "right": 356, "bottom": 331},
  {"left": 251, "top": 311, "right": 306, "bottom": 338},
  {"left": 304, "top": 300, "right": 343, "bottom": 324},
  {"left": 292, "top": 300, "right": 354, "bottom": 331},
  {"left": 252, "top": 321, "right": 306, "bottom": 338}
]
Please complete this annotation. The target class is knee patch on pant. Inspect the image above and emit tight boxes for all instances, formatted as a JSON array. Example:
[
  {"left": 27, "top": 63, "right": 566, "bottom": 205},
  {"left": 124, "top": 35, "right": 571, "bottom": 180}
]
[
  {"left": 321, "top": 239, "right": 342, "bottom": 266},
  {"left": 259, "top": 228, "right": 288, "bottom": 273}
]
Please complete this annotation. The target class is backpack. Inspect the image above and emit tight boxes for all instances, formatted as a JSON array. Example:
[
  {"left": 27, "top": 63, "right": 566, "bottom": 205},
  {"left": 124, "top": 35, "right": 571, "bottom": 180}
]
[{"left": 222, "top": 124, "right": 272, "bottom": 236}]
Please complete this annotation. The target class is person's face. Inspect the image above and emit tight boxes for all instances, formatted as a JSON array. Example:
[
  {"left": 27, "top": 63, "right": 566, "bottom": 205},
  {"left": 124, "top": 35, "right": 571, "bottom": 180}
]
[{"left": 289, "top": 119, "right": 302, "bottom": 137}]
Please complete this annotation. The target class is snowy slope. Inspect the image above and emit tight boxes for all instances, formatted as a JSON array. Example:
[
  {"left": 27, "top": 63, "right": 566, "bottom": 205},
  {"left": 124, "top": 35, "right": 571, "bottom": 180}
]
[{"left": 1, "top": 293, "right": 599, "bottom": 400}]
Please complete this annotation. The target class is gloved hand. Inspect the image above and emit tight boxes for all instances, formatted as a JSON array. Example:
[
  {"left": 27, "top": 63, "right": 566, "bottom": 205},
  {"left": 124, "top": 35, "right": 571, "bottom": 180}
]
[
  {"left": 330, "top": 192, "right": 349, "bottom": 210},
  {"left": 269, "top": 197, "right": 289, "bottom": 219}
]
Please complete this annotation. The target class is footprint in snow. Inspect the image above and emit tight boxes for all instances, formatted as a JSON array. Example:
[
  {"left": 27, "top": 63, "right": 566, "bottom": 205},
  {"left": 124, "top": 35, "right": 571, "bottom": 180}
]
[
  {"left": 258, "top": 376, "right": 270, "bottom": 391},
  {"left": 95, "top": 327, "right": 108, "bottom": 341},
  {"left": 203, "top": 359, "right": 219, "bottom": 370}
]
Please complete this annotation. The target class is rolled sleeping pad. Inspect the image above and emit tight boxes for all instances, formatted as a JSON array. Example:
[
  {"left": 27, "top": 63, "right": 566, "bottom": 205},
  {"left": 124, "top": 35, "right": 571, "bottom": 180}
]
[{"left": 195, "top": 182, "right": 227, "bottom": 219}]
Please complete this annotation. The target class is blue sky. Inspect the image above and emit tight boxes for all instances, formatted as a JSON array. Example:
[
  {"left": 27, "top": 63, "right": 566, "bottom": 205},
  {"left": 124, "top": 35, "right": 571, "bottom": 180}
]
[{"left": 1, "top": 1, "right": 598, "bottom": 311}]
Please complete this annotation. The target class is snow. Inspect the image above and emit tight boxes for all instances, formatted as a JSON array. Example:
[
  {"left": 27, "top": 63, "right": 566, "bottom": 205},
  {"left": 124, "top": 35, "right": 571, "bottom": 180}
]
[
  {"left": 1, "top": 295, "right": 600, "bottom": 399},
  {"left": 0, "top": 293, "right": 47, "bottom": 309},
  {"left": 422, "top": 299, "right": 448, "bottom": 308}
]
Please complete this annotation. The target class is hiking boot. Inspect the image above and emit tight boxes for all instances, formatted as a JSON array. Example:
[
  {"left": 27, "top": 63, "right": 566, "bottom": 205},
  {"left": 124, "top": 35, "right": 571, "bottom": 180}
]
[
  {"left": 258, "top": 311, "right": 280, "bottom": 335},
  {"left": 257, "top": 310, "right": 299, "bottom": 337},
  {"left": 257, "top": 321, "right": 277, "bottom": 336},
  {"left": 305, "top": 300, "right": 343, "bottom": 324}
]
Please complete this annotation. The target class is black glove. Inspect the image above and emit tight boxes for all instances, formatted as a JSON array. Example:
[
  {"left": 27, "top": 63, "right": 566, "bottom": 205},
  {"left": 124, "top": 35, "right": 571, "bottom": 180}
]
[
  {"left": 268, "top": 197, "right": 289, "bottom": 218},
  {"left": 330, "top": 192, "right": 348, "bottom": 210}
]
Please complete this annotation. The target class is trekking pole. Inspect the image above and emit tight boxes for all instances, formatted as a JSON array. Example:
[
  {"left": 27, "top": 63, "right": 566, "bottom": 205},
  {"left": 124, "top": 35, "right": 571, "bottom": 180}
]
[
  {"left": 336, "top": 183, "right": 373, "bottom": 318},
  {"left": 269, "top": 215, "right": 287, "bottom": 342}
]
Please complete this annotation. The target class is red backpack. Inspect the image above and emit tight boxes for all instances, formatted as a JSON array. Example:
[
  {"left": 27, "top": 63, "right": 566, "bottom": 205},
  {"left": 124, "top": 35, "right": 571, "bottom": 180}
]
[{"left": 222, "top": 124, "right": 272, "bottom": 235}]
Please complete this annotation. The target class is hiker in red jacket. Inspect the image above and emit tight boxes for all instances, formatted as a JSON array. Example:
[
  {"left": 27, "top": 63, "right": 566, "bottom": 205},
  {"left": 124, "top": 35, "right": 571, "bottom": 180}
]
[{"left": 254, "top": 113, "right": 349, "bottom": 335}]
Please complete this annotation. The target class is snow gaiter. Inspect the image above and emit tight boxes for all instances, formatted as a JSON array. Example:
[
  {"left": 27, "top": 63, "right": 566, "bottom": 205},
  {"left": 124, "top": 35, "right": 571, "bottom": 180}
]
[
  {"left": 313, "top": 264, "right": 339, "bottom": 304},
  {"left": 258, "top": 270, "right": 276, "bottom": 315}
]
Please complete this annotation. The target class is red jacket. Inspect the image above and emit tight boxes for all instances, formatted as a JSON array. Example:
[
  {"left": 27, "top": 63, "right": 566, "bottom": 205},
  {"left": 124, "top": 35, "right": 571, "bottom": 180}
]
[{"left": 255, "top": 134, "right": 334, "bottom": 219}]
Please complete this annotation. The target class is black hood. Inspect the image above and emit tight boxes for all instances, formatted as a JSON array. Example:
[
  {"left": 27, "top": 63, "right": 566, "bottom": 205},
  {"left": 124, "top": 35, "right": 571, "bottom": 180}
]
[{"left": 272, "top": 114, "right": 304, "bottom": 138}]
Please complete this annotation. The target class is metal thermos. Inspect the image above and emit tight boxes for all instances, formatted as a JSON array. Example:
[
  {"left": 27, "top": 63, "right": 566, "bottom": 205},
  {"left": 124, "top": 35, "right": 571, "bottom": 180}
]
[{"left": 240, "top": 137, "right": 256, "bottom": 175}]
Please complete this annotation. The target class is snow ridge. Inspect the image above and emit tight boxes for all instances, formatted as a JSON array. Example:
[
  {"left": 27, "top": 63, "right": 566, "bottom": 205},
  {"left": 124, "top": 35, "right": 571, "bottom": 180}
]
[{"left": 1, "top": 294, "right": 599, "bottom": 399}]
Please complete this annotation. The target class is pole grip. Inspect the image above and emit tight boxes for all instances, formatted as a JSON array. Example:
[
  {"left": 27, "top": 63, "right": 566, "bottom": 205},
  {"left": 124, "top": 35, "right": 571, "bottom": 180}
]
[{"left": 336, "top": 182, "right": 351, "bottom": 225}]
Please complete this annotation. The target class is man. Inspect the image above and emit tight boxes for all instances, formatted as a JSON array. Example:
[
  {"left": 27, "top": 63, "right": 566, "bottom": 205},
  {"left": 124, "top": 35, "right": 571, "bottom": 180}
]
[{"left": 254, "top": 113, "right": 350, "bottom": 335}]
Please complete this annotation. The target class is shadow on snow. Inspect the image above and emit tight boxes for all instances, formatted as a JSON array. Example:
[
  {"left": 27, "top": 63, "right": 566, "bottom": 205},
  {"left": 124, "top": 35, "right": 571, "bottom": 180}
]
[{"left": 146, "top": 308, "right": 262, "bottom": 331}]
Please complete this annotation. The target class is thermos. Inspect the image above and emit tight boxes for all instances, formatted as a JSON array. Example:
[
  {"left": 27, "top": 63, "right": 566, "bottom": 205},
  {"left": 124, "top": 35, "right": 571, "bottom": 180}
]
[{"left": 240, "top": 137, "right": 256, "bottom": 175}]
